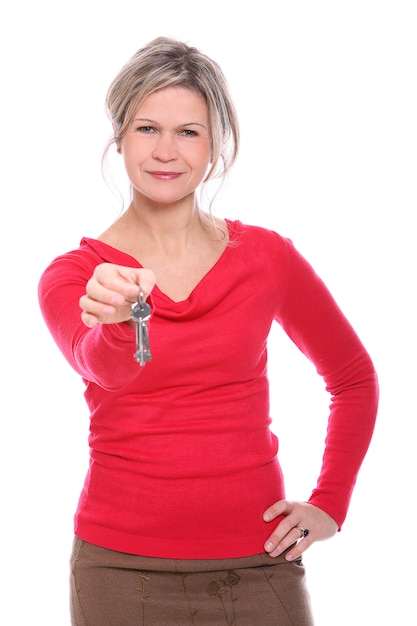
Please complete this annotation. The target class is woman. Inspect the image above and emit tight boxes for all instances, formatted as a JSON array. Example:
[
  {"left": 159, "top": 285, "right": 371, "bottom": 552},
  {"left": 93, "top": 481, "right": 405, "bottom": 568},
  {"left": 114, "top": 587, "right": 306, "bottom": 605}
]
[{"left": 38, "top": 36, "right": 379, "bottom": 625}]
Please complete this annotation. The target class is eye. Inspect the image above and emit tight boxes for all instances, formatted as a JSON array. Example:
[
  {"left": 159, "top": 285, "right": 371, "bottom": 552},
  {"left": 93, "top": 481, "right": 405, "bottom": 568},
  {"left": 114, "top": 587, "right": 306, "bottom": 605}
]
[
  {"left": 137, "top": 125, "right": 156, "bottom": 133},
  {"left": 180, "top": 129, "right": 198, "bottom": 137}
]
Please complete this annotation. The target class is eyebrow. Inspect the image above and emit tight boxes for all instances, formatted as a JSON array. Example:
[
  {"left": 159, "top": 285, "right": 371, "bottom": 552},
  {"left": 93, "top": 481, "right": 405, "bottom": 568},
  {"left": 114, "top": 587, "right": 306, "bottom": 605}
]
[{"left": 132, "top": 117, "right": 208, "bottom": 130}]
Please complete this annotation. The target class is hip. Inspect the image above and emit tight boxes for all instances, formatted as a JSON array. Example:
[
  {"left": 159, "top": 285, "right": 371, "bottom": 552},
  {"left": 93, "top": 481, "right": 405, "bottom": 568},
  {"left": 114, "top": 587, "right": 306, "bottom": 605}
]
[{"left": 70, "top": 536, "right": 315, "bottom": 626}]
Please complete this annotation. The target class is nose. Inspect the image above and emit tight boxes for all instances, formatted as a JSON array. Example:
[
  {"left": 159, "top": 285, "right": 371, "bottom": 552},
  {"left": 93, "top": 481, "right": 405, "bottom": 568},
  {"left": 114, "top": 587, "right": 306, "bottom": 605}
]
[{"left": 152, "top": 132, "right": 177, "bottom": 162}]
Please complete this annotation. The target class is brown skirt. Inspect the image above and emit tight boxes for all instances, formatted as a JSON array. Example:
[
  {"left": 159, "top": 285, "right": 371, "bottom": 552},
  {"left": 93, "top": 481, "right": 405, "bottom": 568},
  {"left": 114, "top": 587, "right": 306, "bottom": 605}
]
[{"left": 70, "top": 536, "right": 315, "bottom": 625}]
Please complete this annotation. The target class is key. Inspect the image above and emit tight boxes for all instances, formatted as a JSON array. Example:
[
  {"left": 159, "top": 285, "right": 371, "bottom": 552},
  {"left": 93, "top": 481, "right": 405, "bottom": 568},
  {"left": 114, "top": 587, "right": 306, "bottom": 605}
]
[{"left": 131, "top": 287, "right": 152, "bottom": 366}]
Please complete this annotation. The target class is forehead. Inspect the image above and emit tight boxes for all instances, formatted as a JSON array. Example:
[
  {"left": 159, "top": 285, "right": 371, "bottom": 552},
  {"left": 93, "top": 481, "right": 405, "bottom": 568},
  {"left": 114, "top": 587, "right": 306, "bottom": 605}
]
[{"left": 133, "top": 86, "right": 209, "bottom": 122}]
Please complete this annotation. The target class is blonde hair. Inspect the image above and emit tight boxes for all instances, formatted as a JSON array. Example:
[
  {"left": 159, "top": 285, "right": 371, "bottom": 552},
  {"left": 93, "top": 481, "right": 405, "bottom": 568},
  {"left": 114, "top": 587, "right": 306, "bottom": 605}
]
[{"left": 104, "top": 36, "right": 239, "bottom": 188}]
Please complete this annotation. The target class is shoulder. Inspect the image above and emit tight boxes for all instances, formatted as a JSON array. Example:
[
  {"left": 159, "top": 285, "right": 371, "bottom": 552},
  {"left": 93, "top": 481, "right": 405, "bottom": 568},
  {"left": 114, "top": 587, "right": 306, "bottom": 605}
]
[
  {"left": 226, "top": 219, "right": 296, "bottom": 257},
  {"left": 38, "top": 238, "right": 133, "bottom": 300},
  {"left": 41, "top": 237, "right": 138, "bottom": 275},
  {"left": 39, "top": 239, "right": 102, "bottom": 281}
]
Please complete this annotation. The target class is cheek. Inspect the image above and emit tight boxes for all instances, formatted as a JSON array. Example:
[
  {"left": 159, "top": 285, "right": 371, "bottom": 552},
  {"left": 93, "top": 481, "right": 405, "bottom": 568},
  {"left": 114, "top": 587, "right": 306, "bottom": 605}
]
[
  {"left": 121, "top": 142, "right": 148, "bottom": 172},
  {"left": 192, "top": 144, "right": 212, "bottom": 170}
]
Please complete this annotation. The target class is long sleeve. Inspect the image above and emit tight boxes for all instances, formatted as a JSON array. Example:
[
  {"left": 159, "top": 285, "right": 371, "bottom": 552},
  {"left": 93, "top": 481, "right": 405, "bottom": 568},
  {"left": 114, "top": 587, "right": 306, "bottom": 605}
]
[
  {"left": 38, "top": 244, "right": 144, "bottom": 391},
  {"left": 275, "top": 238, "right": 379, "bottom": 527}
]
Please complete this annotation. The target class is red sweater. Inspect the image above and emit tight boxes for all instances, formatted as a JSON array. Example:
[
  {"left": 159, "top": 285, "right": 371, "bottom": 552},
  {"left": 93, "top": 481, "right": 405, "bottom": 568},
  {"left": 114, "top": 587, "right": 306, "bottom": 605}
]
[{"left": 38, "top": 220, "right": 378, "bottom": 559}]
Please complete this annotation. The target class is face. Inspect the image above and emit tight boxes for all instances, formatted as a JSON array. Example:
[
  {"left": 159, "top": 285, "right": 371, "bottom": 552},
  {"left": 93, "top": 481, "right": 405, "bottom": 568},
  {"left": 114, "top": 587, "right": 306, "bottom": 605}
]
[{"left": 120, "top": 86, "right": 211, "bottom": 206}]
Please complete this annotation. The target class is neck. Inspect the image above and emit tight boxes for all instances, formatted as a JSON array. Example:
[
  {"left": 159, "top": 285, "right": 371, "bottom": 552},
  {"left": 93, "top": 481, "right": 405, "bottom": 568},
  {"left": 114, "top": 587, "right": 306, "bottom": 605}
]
[
  {"left": 121, "top": 195, "right": 213, "bottom": 255},
  {"left": 98, "top": 190, "right": 227, "bottom": 259}
]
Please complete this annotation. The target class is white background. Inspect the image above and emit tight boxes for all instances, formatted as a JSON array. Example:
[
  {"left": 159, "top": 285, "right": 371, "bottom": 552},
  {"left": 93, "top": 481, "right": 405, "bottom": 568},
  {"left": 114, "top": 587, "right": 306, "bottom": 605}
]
[{"left": 1, "top": 1, "right": 416, "bottom": 624}]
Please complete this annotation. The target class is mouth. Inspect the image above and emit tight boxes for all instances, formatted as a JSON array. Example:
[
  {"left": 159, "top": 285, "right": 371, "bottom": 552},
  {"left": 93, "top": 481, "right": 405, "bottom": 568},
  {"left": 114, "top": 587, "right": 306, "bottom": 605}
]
[{"left": 148, "top": 171, "right": 183, "bottom": 181}]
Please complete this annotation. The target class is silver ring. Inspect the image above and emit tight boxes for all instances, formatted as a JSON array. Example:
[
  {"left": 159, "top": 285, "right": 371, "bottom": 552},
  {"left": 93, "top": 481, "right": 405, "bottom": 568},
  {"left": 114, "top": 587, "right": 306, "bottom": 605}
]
[{"left": 296, "top": 526, "right": 309, "bottom": 538}]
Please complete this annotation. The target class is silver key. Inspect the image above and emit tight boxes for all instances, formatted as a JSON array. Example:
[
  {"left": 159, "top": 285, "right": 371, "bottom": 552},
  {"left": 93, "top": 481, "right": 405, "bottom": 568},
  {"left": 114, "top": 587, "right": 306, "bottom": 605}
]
[{"left": 131, "top": 287, "right": 152, "bottom": 366}]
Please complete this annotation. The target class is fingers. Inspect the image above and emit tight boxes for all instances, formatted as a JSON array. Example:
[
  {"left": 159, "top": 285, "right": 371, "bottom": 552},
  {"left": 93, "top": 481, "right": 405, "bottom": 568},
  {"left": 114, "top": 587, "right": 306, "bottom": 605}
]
[
  {"left": 79, "top": 263, "right": 156, "bottom": 327},
  {"left": 91, "top": 263, "right": 155, "bottom": 300},
  {"left": 263, "top": 501, "right": 338, "bottom": 560},
  {"left": 263, "top": 501, "right": 307, "bottom": 559},
  {"left": 263, "top": 499, "right": 291, "bottom": 523}
]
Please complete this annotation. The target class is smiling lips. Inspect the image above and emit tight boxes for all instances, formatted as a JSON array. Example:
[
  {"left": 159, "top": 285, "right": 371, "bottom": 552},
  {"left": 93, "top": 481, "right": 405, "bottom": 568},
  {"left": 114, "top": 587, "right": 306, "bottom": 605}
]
[{"left": 148, "top": 171, "right": 183, "bottom": 180}]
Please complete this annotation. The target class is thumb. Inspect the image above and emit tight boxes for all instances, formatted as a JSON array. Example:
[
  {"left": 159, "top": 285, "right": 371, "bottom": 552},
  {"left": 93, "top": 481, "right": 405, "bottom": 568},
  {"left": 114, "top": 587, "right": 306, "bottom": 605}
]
[{"left": 137, "top": 269, "right": 157, "bottom": 297}]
